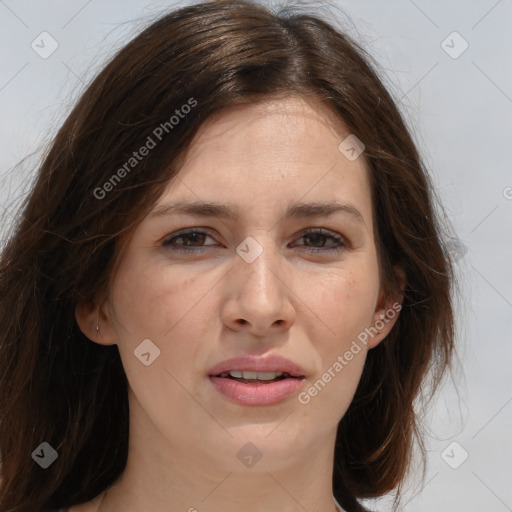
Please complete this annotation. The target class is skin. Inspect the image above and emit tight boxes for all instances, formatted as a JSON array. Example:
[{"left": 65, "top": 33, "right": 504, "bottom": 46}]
[{"left": 74, "top": 95, "right": 402, "bottom": 512}]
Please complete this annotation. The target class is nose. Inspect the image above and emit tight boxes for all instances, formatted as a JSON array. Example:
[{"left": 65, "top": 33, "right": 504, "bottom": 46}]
[{"left": 220, "top": 236, "right": 296, "bottom": 337}]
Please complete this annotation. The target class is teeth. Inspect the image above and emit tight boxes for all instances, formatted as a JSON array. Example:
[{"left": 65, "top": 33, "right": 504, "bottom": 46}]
[{"left": 228, "top": 371, "right": 285, "bottom": 380}]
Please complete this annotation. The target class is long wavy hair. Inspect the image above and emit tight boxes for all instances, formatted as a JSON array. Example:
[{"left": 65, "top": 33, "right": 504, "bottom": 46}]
[{"left": 0, "top": 1, "right": 455, "bottom": 511}]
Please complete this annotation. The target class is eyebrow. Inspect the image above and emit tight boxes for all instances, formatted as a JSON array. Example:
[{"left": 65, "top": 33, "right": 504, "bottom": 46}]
[{"left": 149, "top": 199, "right": 365, "bottom": 225}]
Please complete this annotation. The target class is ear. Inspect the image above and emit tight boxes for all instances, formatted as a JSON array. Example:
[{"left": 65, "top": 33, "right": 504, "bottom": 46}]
[
  {"left": 75, "top": 298, "right": 117, "bottom": 346},
  {"left": 366, "top": 266, "right": 406, "bottom": 350}
]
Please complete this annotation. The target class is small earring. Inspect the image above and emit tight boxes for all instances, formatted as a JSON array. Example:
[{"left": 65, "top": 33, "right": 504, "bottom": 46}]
[{"left": 96, "top": 308, "right": 101, "bottom": 339}]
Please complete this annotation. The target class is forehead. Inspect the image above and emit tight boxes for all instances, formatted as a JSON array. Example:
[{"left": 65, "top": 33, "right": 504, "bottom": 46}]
[
  {"left": 155, "top": 96, "right": 372, "bottom": 224},
  {"left": 183, "top": 95, "right": 356, "bottom": 166}
]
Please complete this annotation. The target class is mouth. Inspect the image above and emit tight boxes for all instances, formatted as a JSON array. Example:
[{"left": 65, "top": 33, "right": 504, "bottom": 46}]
[
  {"left": 208, "top": 369, "right": 306, "bottom": 406},
  {"left": 207, "top": 355, "right": 307, "bottom": 405},
  {"left": 214, "top": 370, "right": 304, "bottom": 384}
]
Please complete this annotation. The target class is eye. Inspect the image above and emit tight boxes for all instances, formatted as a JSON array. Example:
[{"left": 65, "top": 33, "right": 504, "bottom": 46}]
[
  {"left": 162, "top": 227, "right": 346, "bottom": 255},
  {"left": 292, "top": 228, "right": 346, "bottom": 255},
  {"left": 163, "top": 229, "right": 217, "bottom": 254}
]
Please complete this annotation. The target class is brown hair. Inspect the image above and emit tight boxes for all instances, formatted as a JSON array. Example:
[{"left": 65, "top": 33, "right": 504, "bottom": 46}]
[{"left": 0, "top": 1, "right": 455, "bottom": 510}]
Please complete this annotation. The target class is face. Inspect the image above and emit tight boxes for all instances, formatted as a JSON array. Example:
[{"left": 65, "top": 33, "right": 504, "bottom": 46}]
[{"left": 77, "top": 95, "right": 400, "bottom": 472}]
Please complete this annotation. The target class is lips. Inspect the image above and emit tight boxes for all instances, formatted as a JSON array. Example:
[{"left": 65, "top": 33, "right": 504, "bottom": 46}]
[
  {"left": 208, "top": 354, "right": 306, "bottom": 379},
  {"left": 208, "top": 354, "right": 306, "bottom": 406}
]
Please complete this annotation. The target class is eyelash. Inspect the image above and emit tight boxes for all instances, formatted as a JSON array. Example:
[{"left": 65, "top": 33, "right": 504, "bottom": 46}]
[{"left": 162, "top": 228, "right": 346, "bottom": 255}]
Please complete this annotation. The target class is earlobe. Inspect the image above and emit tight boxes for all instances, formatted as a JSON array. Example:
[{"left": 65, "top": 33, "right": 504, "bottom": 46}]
[
  {"left": 367, "top": 266, "right": 406, "bottom": 349},
  {"left": 75, "top": 300, "right": 99, "bottom": 344},
  {"left": 366, "top": 299, "right": 402, "bottom": 350},
  {"left": 75, "top": 299, "right": 115, "bottom": 346}
]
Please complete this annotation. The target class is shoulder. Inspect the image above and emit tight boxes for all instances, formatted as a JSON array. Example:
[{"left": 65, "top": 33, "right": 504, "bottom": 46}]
[
  {"left": 345, "top": 500, "right": 377, "bottom": 512},
  {"left": 356, "top": 504, "right": 378, "bottom": 512}
]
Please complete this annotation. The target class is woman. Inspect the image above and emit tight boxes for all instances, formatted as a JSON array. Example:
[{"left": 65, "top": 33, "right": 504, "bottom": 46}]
[{"left": 0, "top": 1, "right": 455, "bottom": 511}]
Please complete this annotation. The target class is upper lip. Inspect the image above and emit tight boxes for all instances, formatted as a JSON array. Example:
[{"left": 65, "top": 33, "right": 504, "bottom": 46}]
[{"left": 208, "top": 354, "right": 306, "bottom": 378}]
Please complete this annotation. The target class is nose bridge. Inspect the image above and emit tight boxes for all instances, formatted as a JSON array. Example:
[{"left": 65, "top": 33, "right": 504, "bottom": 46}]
[
  {"left": 221, "top": 232, "right": 296, "bottom": 335},
  {"left": 233, "top": 232, "right": 294, "bottom": 320},
  {"left": 237, "top": 233, "right": 282, "bottom": 298}
]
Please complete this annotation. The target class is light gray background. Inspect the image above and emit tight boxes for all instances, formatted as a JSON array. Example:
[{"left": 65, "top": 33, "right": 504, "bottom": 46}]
[{"left": 1, "top": 1, "right": 511, "bottom": 511}]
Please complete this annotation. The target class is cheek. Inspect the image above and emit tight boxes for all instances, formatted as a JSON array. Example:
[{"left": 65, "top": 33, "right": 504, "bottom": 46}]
[
  {"left": 109, "top": 258, "right": 215, "bottom": 419},
  {"left": 296, "top": 272, "right": 375, "bottom": 425},
  {"left": 110, "top": 254, "right": 220, "bottom": 378},
  {"left": 295, "top": 262, "right": 378, "bottom": 418},
  {"left": 305, "top": 263, "right": 379, "bottom": 346},
  {"left": 112, "top": 254, "right": 204, "bottom": 337}
]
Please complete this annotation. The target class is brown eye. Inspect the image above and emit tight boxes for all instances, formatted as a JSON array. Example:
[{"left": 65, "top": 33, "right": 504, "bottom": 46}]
[
  {"left": 163, "top": 230, "right": 216, "bottom": 253},
  {"left": 294, "top": 229, "right": 346, "bottom": 254}
]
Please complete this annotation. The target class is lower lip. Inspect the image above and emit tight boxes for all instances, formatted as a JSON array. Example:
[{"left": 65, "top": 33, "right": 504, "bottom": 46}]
[{"left": 209, "top": 376, "right": 305, "bottom": 405}]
